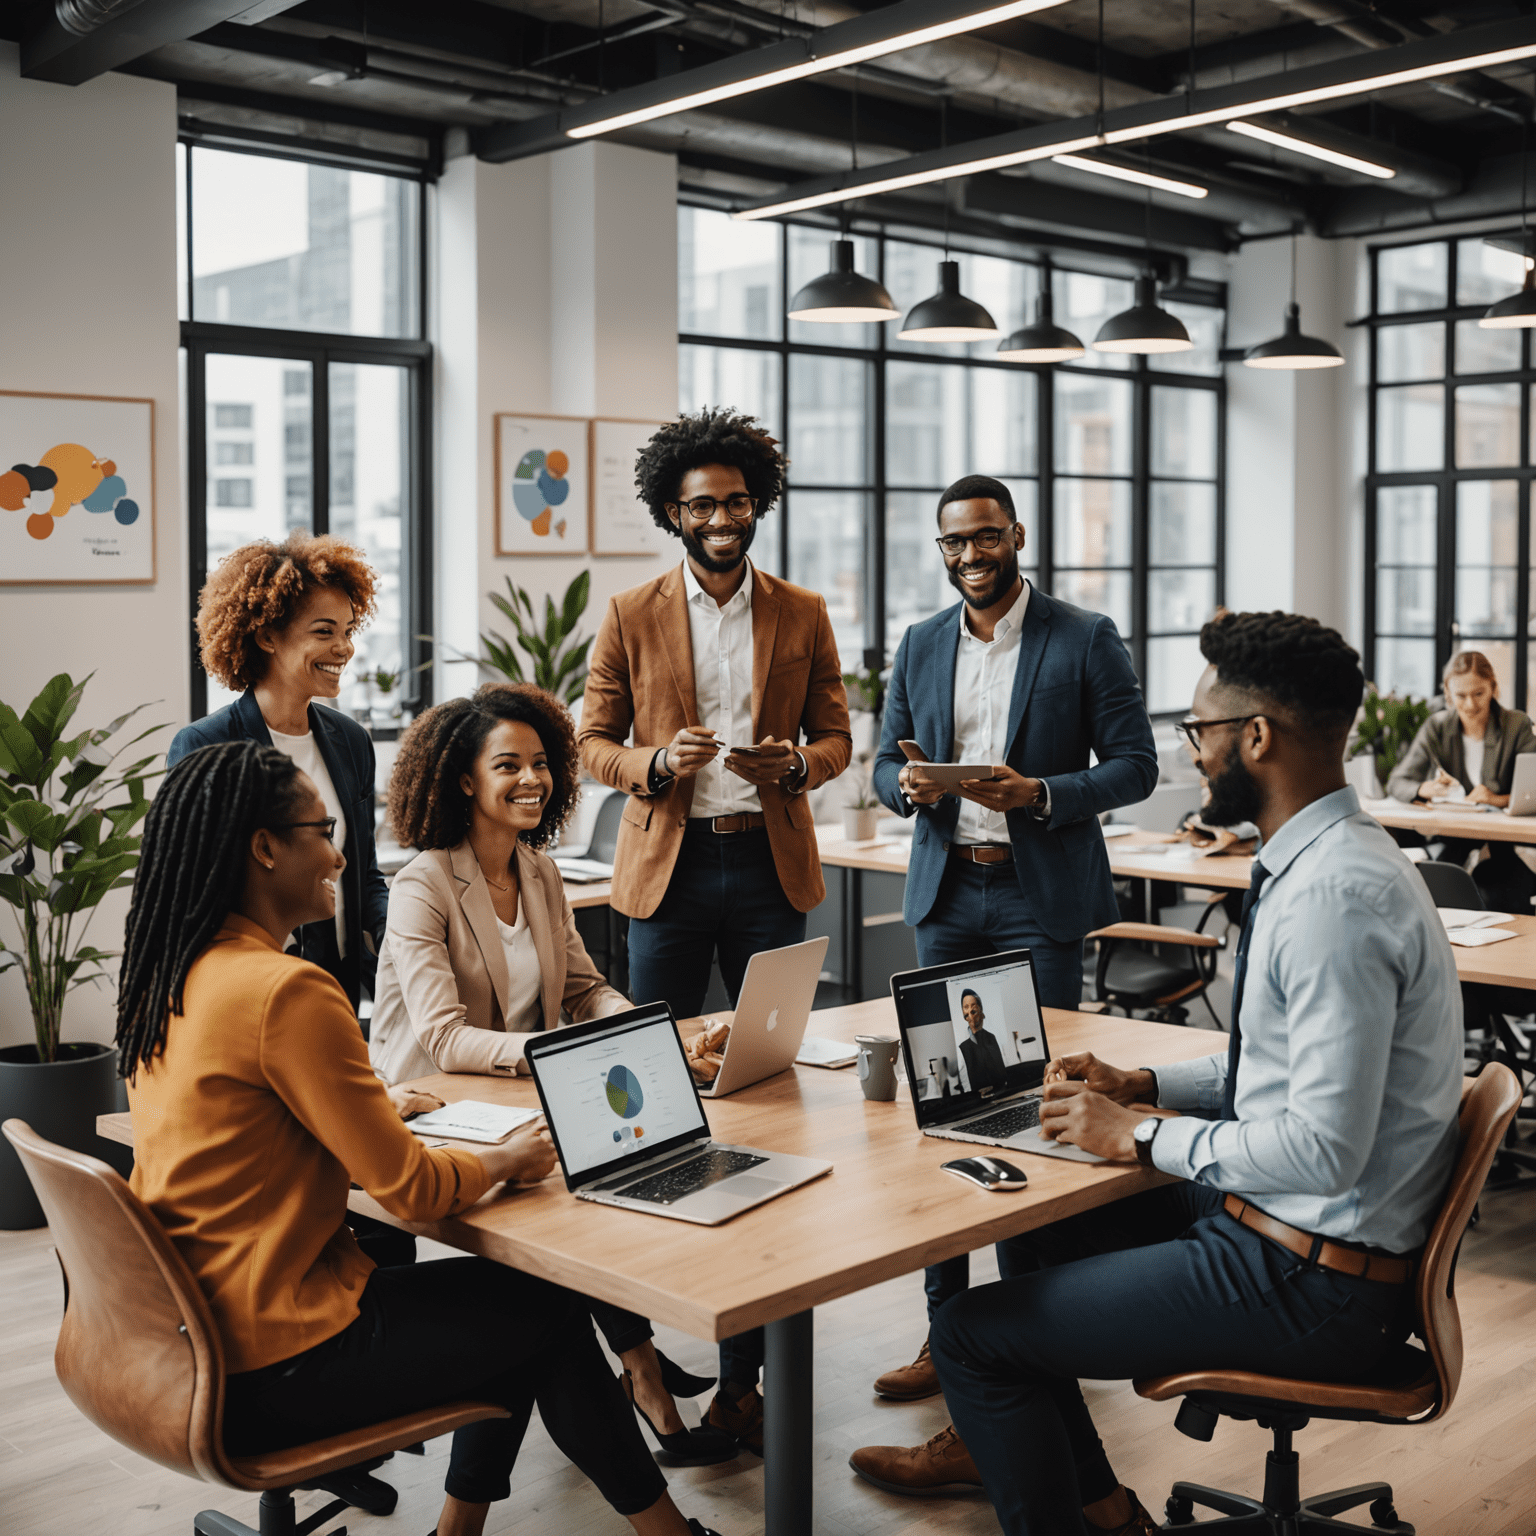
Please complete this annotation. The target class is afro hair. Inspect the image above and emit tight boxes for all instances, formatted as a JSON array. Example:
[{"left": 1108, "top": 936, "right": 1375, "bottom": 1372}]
[
  {"left": 1199, "top": 610, "right": 1363, "bottom": 743},
  {"left": 634, "top": 407, "right": 787, "bottom": 534}
]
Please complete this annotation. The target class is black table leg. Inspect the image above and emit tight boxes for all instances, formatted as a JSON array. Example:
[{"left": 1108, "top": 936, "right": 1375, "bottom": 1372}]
[
  {"left": 764, "top": 1309, "right": 814, "bottom": 1536},
  {"left": 846, "top": 868, "right": 865, "bottom": 1001}
]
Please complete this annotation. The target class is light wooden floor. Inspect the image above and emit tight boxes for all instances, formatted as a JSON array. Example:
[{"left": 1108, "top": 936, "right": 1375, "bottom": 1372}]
[{"left": 3, "top": 1186, "right": 1535, "bottom": 1536}]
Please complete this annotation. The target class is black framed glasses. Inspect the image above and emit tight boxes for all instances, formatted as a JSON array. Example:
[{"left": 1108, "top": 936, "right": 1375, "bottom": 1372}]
[
  {"left": 670, "top": 494, "right": 758, "bottom": 522},
  {"left": 1175, "top": 715, "right": 1260, "bottom": 751},
  {"left": 271, "top": 817, "right": 338, "bottom": 841},
  {"left": 935, "top": 527, "right": 1013, "bottom": 557}
]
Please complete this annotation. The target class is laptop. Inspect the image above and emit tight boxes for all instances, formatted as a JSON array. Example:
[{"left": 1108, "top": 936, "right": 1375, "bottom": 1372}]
[
  {"left": 698, "top": 936, "right": 830, "bottom": 1097},
  {"left": 890, "top": 949, "right": 1104, "bottom": 1164},
  {"left": 524, "top": 1003, "right": 833, "bottom": 1225},
  {"left": 1506, "top": 753, "right": 1536, "bottom": 816}
]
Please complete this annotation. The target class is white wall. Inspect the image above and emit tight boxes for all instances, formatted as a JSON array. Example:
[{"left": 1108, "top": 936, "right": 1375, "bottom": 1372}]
[{"left": 0, "top": 48, "right": 184, "bottom": 1050}]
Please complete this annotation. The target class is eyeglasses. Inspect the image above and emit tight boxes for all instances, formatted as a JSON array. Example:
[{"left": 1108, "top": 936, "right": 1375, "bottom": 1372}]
[
  {"left": 670, "top": 494, "right": 758, "bottom": 522},
  {"left": 271, "top": 817, "right": 338, "bottom": 841},
  {"left": 1175, "top": 715, "right": 1260, "bottom": 751},
  {"left": 934, "top": 527, "right": 1013, "bottom": 557}
]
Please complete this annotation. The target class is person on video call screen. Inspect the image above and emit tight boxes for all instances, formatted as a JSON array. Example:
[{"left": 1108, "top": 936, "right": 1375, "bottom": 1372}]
[{"left": 956, "top": 988, "right": 1008, "bottom": 1091}]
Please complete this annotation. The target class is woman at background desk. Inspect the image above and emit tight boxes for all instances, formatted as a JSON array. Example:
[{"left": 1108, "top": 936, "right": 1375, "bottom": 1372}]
[
  {"left": 1387, "top": 649, "right": 1536, "bottom": 908},
  {"left": 119, "top": 741, "right": 720, "bottom": 1536},
  {"left": 372, "top": 683, "right": 736, "bottom": 1467}
]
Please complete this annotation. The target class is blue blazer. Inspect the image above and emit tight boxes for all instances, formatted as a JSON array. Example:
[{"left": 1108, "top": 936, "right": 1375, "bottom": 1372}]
[
  {"left": 874, "top": 586, "right": 1158, "bottom": 943},
  {"left": 167, "top": 690, "right": 390, "bottom": 1009}
]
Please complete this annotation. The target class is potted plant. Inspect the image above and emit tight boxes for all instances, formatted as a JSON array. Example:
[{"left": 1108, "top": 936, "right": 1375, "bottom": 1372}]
[
  {"left": 0, "top": 674, "right": 161, "bottom": 1228},
  {"left": 1349, "top": 685, "right": 1431, "bottom": 796},
  {"left": 365, "top": 665, "right": 403, "bottom": 734},
  {"left": 841, "top": 751, "right": 882, "bottom": 843},
  {"left": 453, "top": 571, "right": 594, "bottom": 705},
  {"left": 842, "top": 662, "right": 886, "bottom": 758}
]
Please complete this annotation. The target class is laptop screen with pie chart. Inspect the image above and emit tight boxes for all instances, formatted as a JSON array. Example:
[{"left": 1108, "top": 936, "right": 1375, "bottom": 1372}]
[{"left": 526, "top": 1004, "right": 711, "bottom": 1189}]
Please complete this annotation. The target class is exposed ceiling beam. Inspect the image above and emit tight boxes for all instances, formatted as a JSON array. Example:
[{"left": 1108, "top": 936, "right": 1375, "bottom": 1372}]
[{"left": 22, "top": 0, "right": 304, "bottom": 85}]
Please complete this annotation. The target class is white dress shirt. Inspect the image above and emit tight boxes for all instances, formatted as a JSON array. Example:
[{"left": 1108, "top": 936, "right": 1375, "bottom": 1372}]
[
  {"left": 952, "top": 581, "right": 1031, "bottom": 845},
  {"left": 1462, "top": 733, "right": 1485, "bottom": 789},
  {"left": 267, "top": 725, "right": 349, "bottom": 955},
  {"left": 682, "top": 558, "right": 760, "bottom": 818}
]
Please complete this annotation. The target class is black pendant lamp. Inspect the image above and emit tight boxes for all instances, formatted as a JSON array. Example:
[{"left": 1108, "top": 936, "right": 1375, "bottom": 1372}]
[
  {"left": 1094, "top": 273, "right": 1192, "bottom": 355},
  {"left": 1243, "top": 232, "right": 1343, "bottom": 369},
  {"left": 899, "top": 260, "right": 1000, "bottom": 341},
  {"left": 996, "top": 267, "right": 1084, "bottom": 362},
  {"left": 788, "top": 238, "right": 900, "bottom": 323},
  {"left": 1480, "top": 93, "right": 1536, "bottom": 330}
]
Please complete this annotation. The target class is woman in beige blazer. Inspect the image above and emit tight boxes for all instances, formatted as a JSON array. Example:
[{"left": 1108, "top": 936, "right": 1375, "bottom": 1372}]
[{"left": 373, "top": 683, "right": 735, "bottom": 1469}]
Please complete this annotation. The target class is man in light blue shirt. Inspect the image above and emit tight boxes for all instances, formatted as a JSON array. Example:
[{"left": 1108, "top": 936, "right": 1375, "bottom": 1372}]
[{"left": 913, "top": 611, "right": 1464, "bottom": 1536}]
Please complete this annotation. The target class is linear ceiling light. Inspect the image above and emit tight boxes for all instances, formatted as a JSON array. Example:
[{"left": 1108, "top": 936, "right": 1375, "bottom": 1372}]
[
  {"left": 1050, "top": 153, "right": 1209, "bottom": 199},
  {"left": 564, "top": 0, "right": 1070, "bottom": 139},
  {"left": 733, "top": 17, "right": 1536, "bottom": 221},
  {"left": 1225, "top": 120, "right": 1396, "bottom": 179}
]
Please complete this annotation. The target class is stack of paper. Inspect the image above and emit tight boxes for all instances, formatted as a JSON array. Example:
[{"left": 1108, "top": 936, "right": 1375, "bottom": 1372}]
[
  {"left": 407, "top": 1101, "right": 541, "bottom": 1144},
  {"left": 1436, "top": 909, "right": 1520, "bottom": 948},
  {"left": 796, "top": 1035, "right": 858, "bottom": 1069}
]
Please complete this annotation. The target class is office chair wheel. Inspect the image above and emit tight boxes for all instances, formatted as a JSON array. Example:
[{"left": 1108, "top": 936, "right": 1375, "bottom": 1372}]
[
  {"left": 1369, "top": 1497, "right": 1413, "bottom": 1532},
  {"left": 1165, "top": 1493, "right": 1196, "bottom": 1525}
]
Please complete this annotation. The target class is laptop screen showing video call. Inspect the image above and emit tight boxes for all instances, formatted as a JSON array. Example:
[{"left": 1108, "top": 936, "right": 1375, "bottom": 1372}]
[
  {"left": 533, "top": 1007, "right": 708, "bottom": 1184},
  {"left": 892, "top": 952, "right": 1050, "bottom": 1127}
]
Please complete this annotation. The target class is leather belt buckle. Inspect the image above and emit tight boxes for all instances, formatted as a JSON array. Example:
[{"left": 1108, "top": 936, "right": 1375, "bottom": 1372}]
[
  {"left": 709, "top": 813, "right": 765, "bottom": 835},
  {"left": 944, "top": 841, "right": 1011, "bottom": 865}
]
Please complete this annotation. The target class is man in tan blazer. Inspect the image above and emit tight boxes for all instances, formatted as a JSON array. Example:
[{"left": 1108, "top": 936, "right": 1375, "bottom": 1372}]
[{"left": 578, "top": 408, "right": 851, "bottom": 1447}]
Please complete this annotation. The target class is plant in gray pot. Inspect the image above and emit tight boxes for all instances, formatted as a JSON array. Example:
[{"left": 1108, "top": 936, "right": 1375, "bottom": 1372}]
[{"left": 0, "top": 674, "right": 161, "bottom": 1228}]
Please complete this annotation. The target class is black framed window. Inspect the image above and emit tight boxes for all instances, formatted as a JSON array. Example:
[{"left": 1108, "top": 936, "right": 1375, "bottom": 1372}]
[
  {"left": 1365, "top": 234, "right": 1533, "bottom": 705},
  {"left": 178, "top": 141, "right": 433, "bottom": 722},
  {"left": 677, "top": 207, "right": 1225, "bottom": 713}
]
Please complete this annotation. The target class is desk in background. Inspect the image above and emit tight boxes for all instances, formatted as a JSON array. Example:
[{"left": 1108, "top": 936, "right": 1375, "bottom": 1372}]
[
  {"left": 99, "top": 1002, "right": 1215, "bottom": 1536},
  {"left": 1365, "top": 797, "right": 1536, "bottom": 846}
]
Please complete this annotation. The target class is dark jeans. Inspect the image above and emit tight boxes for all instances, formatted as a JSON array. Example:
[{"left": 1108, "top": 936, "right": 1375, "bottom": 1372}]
[
  {"left": 627, "top": 822, "right": 806, "bottom": 1390},
  {"left": 916, "top": 856, "right": 1086, "bottom": 1316},
  {"left": 932, "top": 1184, "right": 1414, "bottom": 1536},
  {"left": 627, "top": 823, "right": 808, "bottom": 1019},
  {"left": 223, "top": 1257, "right": 667, "bottom": 1515}
]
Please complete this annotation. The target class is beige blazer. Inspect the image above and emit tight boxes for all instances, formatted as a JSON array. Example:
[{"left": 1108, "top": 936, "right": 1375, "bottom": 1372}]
[{"left": 369, "top": 840, "right": 629, "bottom": 1085}]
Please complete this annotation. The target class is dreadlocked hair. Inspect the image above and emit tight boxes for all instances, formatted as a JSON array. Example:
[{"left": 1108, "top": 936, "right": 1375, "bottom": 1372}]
[
  {"left": 116, "top": 742, "right": 306, "bottom": 1080},
  {"left": 1199, "top": 610, "right": 1364, "bottom": 747},
  {"left": 388, "top": 682, "right": 580, "bottom": 852},
  {"left": 634, "top": 407, "right": 786, "bottom": 533}
]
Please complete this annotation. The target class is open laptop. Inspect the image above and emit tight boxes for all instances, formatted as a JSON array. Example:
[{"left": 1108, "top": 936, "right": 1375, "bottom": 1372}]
[
  {"left": 698, "top": 936, "right": 829, "bottom": 1097},
  {"left": 890, "top": 949, "right": 1104, "bottom": 1164},
  {"left": 524, "top": 1003, "right": 832, "bottom": 1225},
  {"left": 1507, "top": 753, "right": 1536, "bottom": 816}
]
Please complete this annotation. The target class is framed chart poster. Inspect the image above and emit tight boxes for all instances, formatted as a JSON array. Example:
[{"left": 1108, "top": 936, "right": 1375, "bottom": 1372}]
[
  {"left": 495, "top": 412, "right": 590, "bottom": 556},
  {"left": 590, "top": 417, "right": 668, "bottom": 557},
  {"left": 0, "top": 390, "right": 156, "bottom": 584}
]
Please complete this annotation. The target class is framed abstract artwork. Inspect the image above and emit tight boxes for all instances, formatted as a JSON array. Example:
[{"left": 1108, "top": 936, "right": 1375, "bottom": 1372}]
[
  {"left": 590, "top": 417, "right": 668, "bottom": 557},
  {"left": 0, "top": 390, "right": 156, "bottom": 584},
  {"left": 494, "top": 412, "right": 591, "bottom": 557}
]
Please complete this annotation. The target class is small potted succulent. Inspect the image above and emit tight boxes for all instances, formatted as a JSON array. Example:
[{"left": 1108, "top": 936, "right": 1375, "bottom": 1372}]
[
  {"left": 841, "top": 751, "right": 882, "bottom": 843},
  {"left": 365, "top": 666, "right": 403, "bottom": 734}
]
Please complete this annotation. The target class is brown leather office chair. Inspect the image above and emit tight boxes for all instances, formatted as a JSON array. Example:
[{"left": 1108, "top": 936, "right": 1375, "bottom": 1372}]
[
  {"left": 1133, "top": 1063, "right": 1521, "bottom": 1534},
  {"left": 2, "top": 1118, "right": 510, "bottom": 1536}
]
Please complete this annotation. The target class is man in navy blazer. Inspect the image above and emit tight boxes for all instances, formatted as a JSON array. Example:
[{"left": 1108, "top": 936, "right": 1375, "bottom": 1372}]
[{"left": 857, "top": 475, "right": 1157, "bottom": 1477}]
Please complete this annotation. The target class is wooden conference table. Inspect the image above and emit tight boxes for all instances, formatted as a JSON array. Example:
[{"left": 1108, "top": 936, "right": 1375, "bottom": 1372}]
[{"left": 101, "top": 1002, "right": 1215, "bottom": 1536}]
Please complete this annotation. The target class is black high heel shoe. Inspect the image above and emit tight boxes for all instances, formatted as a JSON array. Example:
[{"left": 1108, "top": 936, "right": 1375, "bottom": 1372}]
[
  {"left": 622, "top": 1369, "right": 739, "bottom": 1466},
  {"left": 655, "top": 1348, "right": 716, "bottom": 1399}
]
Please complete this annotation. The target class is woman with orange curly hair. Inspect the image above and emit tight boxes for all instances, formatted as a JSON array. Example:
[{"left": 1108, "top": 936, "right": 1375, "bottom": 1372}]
[
  {"left": 168, "top": 532, "right": 390, "bottom": 1015},
  {"left": 371, "top": 682, "right": 736, "bottom": 1468}
]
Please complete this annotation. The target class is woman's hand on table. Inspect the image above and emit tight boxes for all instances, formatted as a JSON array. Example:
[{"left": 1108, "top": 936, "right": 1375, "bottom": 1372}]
[
  {"left": 477, "top": 1118, "right": 557, "bottom": 1187},
  {"left": 385, "top": 1084, "right": 445, "bottom": 1120},
  {"left": 1419, "top": 770, "right": 1456, "bottom": 800},
  {"left": 1467, "top": 784, "right": 1509, "bottom": 807}
]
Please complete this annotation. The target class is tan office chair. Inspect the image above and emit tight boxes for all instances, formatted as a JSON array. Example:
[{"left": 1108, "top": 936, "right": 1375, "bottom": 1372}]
[
  {"left": 1133, "top": 1063, "right": 1521, "bottom": 1534},
  {"left": 1, "top": 1118, "right": 510, "bottom": 1536}
]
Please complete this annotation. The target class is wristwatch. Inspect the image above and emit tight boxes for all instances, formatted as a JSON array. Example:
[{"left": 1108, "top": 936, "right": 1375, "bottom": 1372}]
[{"left": 1132, "top": 1115, "right": 1162, "bottom": 1167}]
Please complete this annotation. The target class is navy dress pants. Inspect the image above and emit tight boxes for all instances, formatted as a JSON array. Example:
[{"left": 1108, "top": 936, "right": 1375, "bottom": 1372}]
[
  {"left": 932, "top": 1183, "right": 1415, "bottom": 1536},
  {"left": 626, "top": 822, "right": 807, "bottom": 1390},
  {"left": 915, "top": 857, "right": 1086, "bottom": 1317}
]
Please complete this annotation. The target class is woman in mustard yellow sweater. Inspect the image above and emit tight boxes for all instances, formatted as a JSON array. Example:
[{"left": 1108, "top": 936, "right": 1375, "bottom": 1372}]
[{"left": 118, "top": 741, "right": 720, "bottom": 1536}]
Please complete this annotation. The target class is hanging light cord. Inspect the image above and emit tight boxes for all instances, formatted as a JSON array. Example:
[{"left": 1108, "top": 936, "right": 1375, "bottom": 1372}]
[
  {"left": 1096, "top": 0, "right": 1105, "bottom": 139},
  {"left": 1187, "top": 0, "right": 1196, "bottom": 111},
  {"left": 941, "top": 96, "right": 951, "bottom": 257}
]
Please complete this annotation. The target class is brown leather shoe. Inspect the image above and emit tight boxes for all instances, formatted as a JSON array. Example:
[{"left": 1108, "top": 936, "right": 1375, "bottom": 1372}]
[
  {"left": 704, "top": 1385, "right": 764, "bottom": 1456},
  {"left": 1090, "top": 1488, "right": 1159, "bottom": 1535},
  {"left": 872, "top": 1338, "right": 941, "bottom": 1400},
  {"left": 848, "top": 1423, "right": 985, "bottom": 1496}
]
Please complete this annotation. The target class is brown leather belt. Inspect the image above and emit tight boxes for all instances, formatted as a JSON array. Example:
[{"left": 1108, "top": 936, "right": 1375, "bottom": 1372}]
[
  {"left": 1222, "top": 1196, "right": 1414, "bottom": 1285},
  {"left": 944, "top": 841, "right": 1012, "bottom": 864},
  {"left": 701, "top": 812, "right": 767, "bottom": 834}
]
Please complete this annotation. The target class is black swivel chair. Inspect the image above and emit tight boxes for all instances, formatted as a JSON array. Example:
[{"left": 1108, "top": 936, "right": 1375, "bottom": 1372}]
[
  {"left": 583, "top": 788, "right": 625, "bottom": 865},
  {"left": 1086, "top": 892, "right": 1230, "bottom": 1026}
]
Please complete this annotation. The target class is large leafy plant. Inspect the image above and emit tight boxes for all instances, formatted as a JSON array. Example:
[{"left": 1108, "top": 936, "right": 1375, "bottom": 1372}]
[
  {"left": 0, "top": 675, "right": 162, "bottom": 1062},
  {"left": 1351, "top": 684, "right": 1431, "bottom": 785},
  {"left": 461, "top": 570, "right": 594, "bottom": 706}
]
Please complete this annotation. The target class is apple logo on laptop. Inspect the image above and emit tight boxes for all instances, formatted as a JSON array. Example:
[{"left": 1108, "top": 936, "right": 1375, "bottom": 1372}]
[{"left": 766, "top": 1008, "right": 780, "bottom": 1032}]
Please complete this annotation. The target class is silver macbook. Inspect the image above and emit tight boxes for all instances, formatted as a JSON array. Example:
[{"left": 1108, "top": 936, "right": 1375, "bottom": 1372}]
[
  {"left": 524, "top": 1003, "right": 832, "bottom": 1225},
  {"left": 1507, "top": 753, "right": 1536, "bottom": 816},
  {"left": 890, "top": 950, "right": 1103, "bottom": 1164},
  {"left": 699, "top": 936, "right": 830, "bottom": 1098}
]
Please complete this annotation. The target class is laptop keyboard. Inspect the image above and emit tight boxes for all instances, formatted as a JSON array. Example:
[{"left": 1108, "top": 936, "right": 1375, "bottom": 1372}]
[
  {"left": 618, "top": 1149, "right": 768, "bottom": 1205},
  {"left": 957, "top": 1098, "right": 1042, "bottom": 1140}
]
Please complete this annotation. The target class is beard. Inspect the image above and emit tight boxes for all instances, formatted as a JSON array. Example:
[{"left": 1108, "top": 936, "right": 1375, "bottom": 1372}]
[
  {"left": 679, "top": 516, "right": 758, "bottom": 573},
  {"left": 947, "top": 544, "right": 1020, "bottom": 610},
  {"left": 1202, "top": 734, "right": 1263, "bottom": 828}
]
